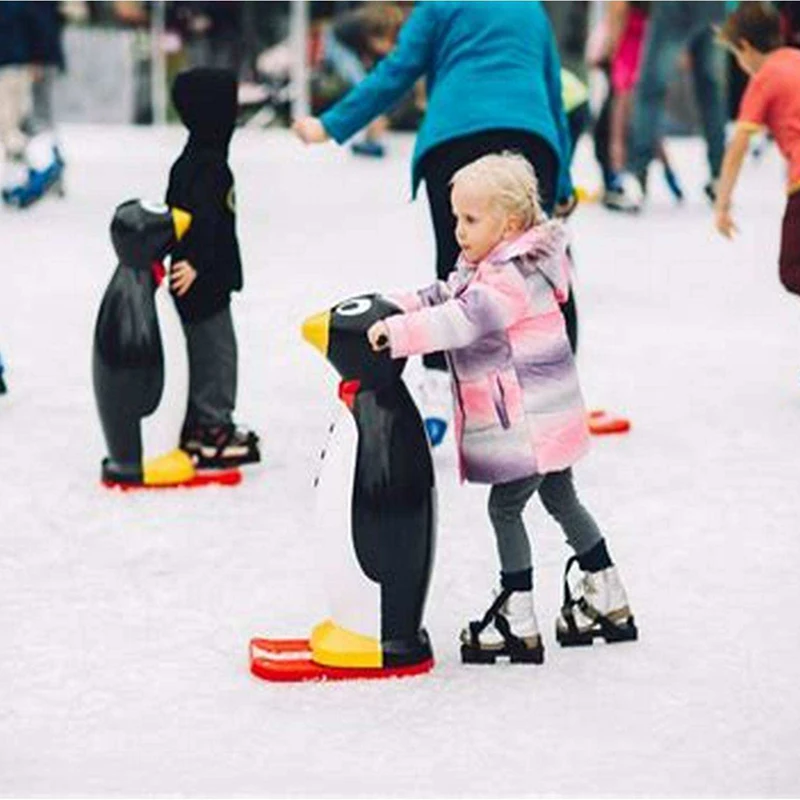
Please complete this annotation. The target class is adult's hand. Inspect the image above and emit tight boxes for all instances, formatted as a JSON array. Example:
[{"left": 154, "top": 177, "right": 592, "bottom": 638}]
[{"left": 292, "top": 117, "right": 330, "bottom": 145}]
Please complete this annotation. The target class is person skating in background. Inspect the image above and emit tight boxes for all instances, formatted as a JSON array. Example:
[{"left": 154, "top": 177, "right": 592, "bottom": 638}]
[
  {"left": 21, "top": 1, "right": 67, "bottom": 205},
  {"left": 319, "top": 2, "right": 405, "bottom": 158},
  {"left": 166, "top": 67, "right": 260, "bottom": 468},
  {"left": 604, "top": 0, "right": 683, "bottom": 211},
  {"left": 616, "top": 1, "right": 727, "bottom": 211},
  {"left": 293, "top": 1, "right": 578, "bottom": 446},
  {"left": 0, "top": 2, "right": 34, "bottom": 207},
  {"left": 714, "top": 3, "right": 800, "bottom": 302},
  {"left": 367, "top": 153, "right": 637, "bottom": 662}
]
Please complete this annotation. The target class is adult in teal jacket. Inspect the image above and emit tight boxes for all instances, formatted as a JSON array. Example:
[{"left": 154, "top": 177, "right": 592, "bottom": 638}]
[{"left": 295, "top": 0, "right": 577, "bottom": 367}]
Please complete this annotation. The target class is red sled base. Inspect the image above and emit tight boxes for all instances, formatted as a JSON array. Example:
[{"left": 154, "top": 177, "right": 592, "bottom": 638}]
[
  {"left": 102, "top": 468, "right": 242, "bottom": 491},
  {"left": 588, "top": 409, "right": 631, "bottom": 436},
  {"left": 249, "top": 637, "right": 435, "bottom": 682}
]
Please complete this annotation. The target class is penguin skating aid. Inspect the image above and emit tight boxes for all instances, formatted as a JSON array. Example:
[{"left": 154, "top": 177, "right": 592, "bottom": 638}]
[
  {"left": 250, "top": 295, "right": 436, "bottom": 682},
  {"left": 92, "top": 200, "right": 241, "bottom": 489}
]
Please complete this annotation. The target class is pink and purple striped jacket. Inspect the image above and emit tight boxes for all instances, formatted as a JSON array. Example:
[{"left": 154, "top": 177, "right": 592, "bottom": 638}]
[{"left": 385, "top": 220, "right": 590, "bottom": 484}]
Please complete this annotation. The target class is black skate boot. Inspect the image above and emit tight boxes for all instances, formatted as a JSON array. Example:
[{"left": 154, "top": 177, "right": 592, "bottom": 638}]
[
  {"left": 556, "top": 556, "right": 638, "bottom": 646},
  {"left": 181, "top": 423, "right": 261, "bottom": 469},
  {"left": 460, "top": 588, "right": 544, "bottom": 665}
]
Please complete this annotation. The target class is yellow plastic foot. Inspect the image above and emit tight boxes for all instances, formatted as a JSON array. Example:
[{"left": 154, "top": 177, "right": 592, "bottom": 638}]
[
  {"left": 310, "top": 619, "right": 382, "bottom": 668},
  {"left": 143, "top": 449, "right": 196, "bottom": 486}
]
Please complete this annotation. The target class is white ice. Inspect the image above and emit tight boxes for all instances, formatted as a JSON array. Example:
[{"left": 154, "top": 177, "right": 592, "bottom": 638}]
[{"left": 1, "top": 125, "right": 799, "bottom": 797}]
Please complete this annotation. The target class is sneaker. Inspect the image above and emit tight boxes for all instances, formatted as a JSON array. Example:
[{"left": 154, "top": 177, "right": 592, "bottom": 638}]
[
  {"left": 460, "top": 587, "right": 544, "bottom": 664},
  {"left": 181, "top": 423, "right": 261, "bottom": 469},
  {"left": 603, "top": 171, "right": 644, "bottom": 212},
  {"left": 350, "top": 139, "right": 386, "bottom": 158},
  {"left": 703, "top": 179, "right": 718, "bottom": 205},
  {"left": 556, "top": 557, "right": 638, "bottom": 646}
]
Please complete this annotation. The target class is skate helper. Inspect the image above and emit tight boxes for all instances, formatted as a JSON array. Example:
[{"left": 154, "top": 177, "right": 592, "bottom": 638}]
[
  {"left": 714, "top": 1, "right": 800, "bottom": 300},
  {"left": 367, "top": 152, "right": 638, "bottom": 664},
  {"left": 165, "top": 67, "right": 260, "bottom": 469}
]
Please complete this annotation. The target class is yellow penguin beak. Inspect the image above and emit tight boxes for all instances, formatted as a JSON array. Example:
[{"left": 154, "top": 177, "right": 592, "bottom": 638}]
[
  {"left": 301, "top": 310, "right": 330, "bottom": 355},
  {"left": 171, "top": 207, "right": 192, "bottom": 241}
]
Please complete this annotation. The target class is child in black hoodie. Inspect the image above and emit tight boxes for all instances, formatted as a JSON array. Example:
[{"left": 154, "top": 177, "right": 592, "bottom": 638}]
[{"left": 167, "top": 67, "right": 260, "bottom": 468}]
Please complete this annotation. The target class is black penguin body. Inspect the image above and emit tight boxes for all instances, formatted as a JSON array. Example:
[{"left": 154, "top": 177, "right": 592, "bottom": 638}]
[
  {"left": 303, "top": 294, "right": 436, "bottom": 668},
  {"left": 92, "top": 200, "right": 191, "bottom": 484}
]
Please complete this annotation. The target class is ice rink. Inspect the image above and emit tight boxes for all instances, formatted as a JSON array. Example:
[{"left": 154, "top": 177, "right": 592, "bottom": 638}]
[{"left": 1, "top": 125, "right": 799, "bottom": 797}]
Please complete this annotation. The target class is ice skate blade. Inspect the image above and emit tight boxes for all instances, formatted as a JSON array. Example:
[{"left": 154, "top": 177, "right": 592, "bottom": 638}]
[
  {"left": 249, "top": 637, "right": 434, "bottom": 682},
  {"left": 460, "top": 642, "right": 544, "bottom": 665},
  {"left": 557, "top": 616, "right": 638, "bottom": 647}
]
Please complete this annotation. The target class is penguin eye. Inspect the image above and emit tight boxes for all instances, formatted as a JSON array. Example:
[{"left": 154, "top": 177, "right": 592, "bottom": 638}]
[
  {"left": 139, "top": 200, "right": 169, "bottom": 216},
  {"left": 334, "top": 298, "right": 373, "bottom": 317}
]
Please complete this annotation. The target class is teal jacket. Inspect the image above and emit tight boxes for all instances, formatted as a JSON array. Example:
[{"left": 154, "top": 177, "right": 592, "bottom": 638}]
[{"left": 321, "top": 1, "right": 573, "bottom": 202}]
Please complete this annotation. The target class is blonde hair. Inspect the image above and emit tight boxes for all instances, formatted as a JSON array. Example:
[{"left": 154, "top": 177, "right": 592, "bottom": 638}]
[{"left": 450, "top": 152, "right": 544, "bottom": 229}]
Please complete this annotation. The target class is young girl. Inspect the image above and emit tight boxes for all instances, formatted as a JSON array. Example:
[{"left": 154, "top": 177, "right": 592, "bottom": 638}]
[{"left": 367, "top": 153, "right": 638, "bottom": 663}]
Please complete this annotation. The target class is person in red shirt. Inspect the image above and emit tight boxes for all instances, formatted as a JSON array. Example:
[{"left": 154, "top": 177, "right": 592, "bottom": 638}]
[{"left": 714, "top": 2, "right": 800, "bottom": 295}]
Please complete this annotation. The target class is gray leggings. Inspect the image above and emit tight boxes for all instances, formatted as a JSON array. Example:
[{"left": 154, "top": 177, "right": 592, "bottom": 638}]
[
  {"left": 182, "top": 306, "right": 238, "bottom": 428},
  {"left": 488, "top": 469, "right": 603, "bottom": 574}
]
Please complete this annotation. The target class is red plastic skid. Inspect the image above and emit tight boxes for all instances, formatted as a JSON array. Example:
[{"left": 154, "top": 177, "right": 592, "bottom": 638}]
[
  {"left": 102, "top": 469, "right": 242, "bottom": 491},
  {"left": 588, "top": 410, "right": 631, "bottom": 435},
  {"left": 249, "top": 637, "right": 434, "bottom": 682}
]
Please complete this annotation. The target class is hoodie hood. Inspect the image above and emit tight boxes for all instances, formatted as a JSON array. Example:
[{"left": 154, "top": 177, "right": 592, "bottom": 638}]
[
  {"left": 172, "top": 68, "right": 237, "bottom": 147},
  {"left": 479, "top": 219, "right": 571, "bottom": 303}
]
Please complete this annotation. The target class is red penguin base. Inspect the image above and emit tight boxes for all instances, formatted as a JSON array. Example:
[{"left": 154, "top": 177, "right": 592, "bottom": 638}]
[
  {"left": 588, "top": 409, "right": 631, "bottom": 435},
  {"left": 102, "top": 468, "right": 242, "bottom": 491},
  {"left": 249, "top": 636, "right": 435, "bottom": 682}
]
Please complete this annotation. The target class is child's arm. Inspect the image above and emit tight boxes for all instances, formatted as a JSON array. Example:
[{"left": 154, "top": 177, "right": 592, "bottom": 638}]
[
  {"left": 388, "top": 280, "right": 452, "bottom": 313},
  {"left": 714, "top": 126, "right": 754, "bottom": 239},
  {"left": 370, "top": 279, "right": 526, "bottom": 357}
]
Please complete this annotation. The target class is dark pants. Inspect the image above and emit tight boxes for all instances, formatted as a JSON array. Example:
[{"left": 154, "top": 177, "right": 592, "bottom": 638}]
[
  {"left": 780, "top": 191, "right": 800, "bottom": 295},
  {"left": 418, "top": 128, "right": 576, "bottom": 369},
  {"left": 628, "top": 1, "right": 726, "bottom": 179},
  {"left": 182, "top": 305, "right": 237, "bottom": 429},
  {"left": 488, "top": 469, "right": 603, "bottom": 575}
]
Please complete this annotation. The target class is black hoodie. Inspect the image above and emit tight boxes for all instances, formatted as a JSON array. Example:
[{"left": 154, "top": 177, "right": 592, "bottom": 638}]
[{"left": 166, "top": 67, "right": 242, "bottom": 323}]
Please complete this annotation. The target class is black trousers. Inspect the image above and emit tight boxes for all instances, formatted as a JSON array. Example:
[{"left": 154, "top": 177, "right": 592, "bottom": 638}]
[{"left": 418, "top": 128, "right": 577, "bottom": 370}]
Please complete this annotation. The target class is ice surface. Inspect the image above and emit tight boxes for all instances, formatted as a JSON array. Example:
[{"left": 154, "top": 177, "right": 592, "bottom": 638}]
[{"left": 1, "top": 125, "right": 798, "bottom": 796}]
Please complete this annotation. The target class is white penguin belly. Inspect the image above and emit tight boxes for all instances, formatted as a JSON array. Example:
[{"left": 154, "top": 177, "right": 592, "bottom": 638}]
[
  {"left": 314, "top": 410, "right": 381, "bottom": 641},
  {"left": 141, "top": 283, "right": 188, "bottom": 459}
]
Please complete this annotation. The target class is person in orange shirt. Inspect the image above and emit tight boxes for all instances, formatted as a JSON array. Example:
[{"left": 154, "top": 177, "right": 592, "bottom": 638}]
[{"left": 714, "top": 2, "right": 800, "bottom": 295}]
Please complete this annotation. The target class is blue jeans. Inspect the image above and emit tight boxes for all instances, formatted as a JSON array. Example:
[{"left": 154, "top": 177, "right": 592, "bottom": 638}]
[{"left": 628, "top": 1, "right": 726, "bottom": 179}]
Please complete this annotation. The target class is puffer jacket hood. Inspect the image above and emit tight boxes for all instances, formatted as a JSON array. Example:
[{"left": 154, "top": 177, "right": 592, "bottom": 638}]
[
  {"left": 172, "top": 67, "right": 237, "bottom": 147},
  {"left": 471, "top": 219, "right": 571, "bottom": 303}
]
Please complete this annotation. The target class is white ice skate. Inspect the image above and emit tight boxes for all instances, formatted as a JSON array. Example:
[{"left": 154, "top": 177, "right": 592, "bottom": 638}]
[
  {"left": 556, "top": 557, "right": 638, "bottom": 646},
  {"left": 460, "top": 587, "right": 544, "bottom": 664}
]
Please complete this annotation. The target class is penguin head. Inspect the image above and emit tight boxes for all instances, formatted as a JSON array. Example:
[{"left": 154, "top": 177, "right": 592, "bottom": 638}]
[
  {"left": 110, "top": 200, "right": 192, "bottom": 272},
  {"left": 302, "top": 294, "right": 406, "bottom": 390}
]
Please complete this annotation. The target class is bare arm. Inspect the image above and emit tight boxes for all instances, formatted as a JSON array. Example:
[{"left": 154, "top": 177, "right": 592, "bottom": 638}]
[{"left": 714, "top": 126, "right": 754, "bottom": 239}]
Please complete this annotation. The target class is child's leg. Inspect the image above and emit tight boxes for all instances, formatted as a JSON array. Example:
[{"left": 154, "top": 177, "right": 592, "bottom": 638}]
[
  {"left": 183, "top": 307, "right": 238, "bottom": 428},
  {"left": 779, "top": 192, "right": 800, "bottom": 296},
  {"left": 537, "top": 468, "right": 608, "bottom": 567},
  {"left": 539, "top": 469, "right": 637, "bottom": 645},
  {"left": 459, "top": 475, "right": 544, "bottom": 663},
  {"left": 487, "top": 474, "right": 542, "bottom": 588}
]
